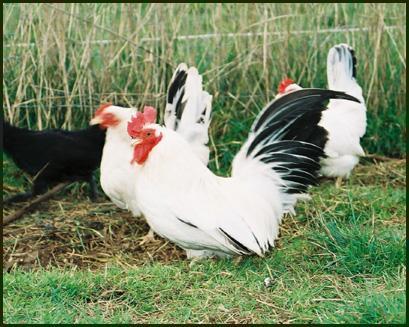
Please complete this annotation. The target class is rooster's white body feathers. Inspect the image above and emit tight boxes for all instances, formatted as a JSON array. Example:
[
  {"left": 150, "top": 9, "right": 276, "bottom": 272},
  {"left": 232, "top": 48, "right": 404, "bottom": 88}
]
[
  {"left": 134, "top": 127, "right": 283, "bottom": 257},
  {"left": 130, "top": 89, "right": 360, "bottom": 257}
]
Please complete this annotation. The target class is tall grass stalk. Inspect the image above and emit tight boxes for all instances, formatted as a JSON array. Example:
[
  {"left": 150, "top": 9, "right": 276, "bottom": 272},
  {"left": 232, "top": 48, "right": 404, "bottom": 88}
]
[{"left": 2, "top": 3, "right": 406, "bottom": 159}]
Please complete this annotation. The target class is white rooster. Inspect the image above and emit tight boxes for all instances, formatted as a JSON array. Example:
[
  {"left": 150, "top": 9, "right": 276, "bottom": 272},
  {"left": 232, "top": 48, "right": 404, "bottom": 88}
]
[
  {"left": 90, "top": 63, "right": 212, "bottom": 243},
  {"left": 276, "top": 44, "right": 367, "bottom": 185},
  {"left": 126, "top": 89, "right": 360, "bottom": 258}
]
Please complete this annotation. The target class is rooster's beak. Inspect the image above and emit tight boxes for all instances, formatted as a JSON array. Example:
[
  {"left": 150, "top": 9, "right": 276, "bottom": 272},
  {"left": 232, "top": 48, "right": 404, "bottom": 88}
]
[
  {"left": 90, "top": 116, "right": 102, "bottom": 126},
  {"left": 131, "top": 138, "right": 142, "bottom": 146}
]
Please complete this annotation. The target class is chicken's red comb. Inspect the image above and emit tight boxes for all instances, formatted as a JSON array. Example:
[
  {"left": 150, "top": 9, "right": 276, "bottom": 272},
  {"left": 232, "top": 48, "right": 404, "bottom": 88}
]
[
  {"left": 94, "top": 103, "right": 113, "bottom": 116},
  {"left": 278, "top": 78, "right": 295, "bottom": 94},
  {"left": 127, "top": 106, "right": 157, "bottom": 137},
  {"left": 142, "top": 106, "right": 157, "bottom": 124}
]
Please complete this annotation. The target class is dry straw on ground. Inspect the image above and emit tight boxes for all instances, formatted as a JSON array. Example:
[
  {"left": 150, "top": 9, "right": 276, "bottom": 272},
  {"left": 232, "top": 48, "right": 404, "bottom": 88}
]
[{"left": 2, "top": 159, "right": 405, "bottom": 271}]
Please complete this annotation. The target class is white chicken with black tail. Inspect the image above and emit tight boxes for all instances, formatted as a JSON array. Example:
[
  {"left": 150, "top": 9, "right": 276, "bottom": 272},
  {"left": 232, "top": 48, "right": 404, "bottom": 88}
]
[
  {"left": 164, "top": 63, "right": 213, "bottom": 165},
  {"left": 91, "top": 63, "right": 212, "bottom": 243},
  {"left": 276, "top": 44, "right": 367, "bottom": 186},
  {"left": 127, "top": 89, "right": 361, "bottom": 258}
]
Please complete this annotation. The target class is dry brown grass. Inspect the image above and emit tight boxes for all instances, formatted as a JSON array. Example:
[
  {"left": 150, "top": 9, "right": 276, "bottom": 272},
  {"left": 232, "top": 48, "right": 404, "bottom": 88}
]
[
  {"left": 3, "top": 3, "right": 406, "bottom": 156},
  {"left": 3, "top": 199, "right": 185, "bottom": 271},
  {"left": 351, "top": 157, "right": 406, "bottom": 188}
]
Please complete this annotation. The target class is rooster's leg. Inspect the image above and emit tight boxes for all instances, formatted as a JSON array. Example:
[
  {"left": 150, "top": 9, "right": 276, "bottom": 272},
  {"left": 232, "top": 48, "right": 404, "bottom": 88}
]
[
  {"left": 88, "top": 175, "right": 98, "bottom": 201},
  {"left": 335, "top": 176, "right": 343, "bottom": 188},
  {"left": 186, "top": 249, "right": 231, "bottom": 266},
  {"left": 139, "top": 228, "right": 156, "bottom": 245}
]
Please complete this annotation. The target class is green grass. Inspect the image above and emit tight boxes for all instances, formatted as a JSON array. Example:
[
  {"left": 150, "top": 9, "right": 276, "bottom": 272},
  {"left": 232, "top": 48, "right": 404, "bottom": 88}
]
[
  {"left": 3, "top": 3, "right": 406, "bottom": 157},
  {"left": 3, "top": 159, "right": 406, "bottom": 323},
  {"left": 3, "top": 263, "right": 405, "bottom": 323}
]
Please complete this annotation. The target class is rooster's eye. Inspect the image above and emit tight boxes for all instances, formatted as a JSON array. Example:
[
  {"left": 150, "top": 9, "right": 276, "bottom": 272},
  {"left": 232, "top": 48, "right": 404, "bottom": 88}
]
[{"left": 146, "top": 132, "right": 151, "bottom": 136}]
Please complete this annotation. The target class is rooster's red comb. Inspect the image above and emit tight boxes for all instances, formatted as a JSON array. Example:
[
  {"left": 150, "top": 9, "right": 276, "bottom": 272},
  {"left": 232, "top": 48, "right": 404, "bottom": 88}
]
[
  {"left": 94, "top": 103, "right": 113, "bottom": 116},
  {"left": 127, "top": 106, "right": 157, "bottom": 137},
  {"left": 142, "top": 106, "right": 157, "bottom": 124},
  {"left": 278, "top": 78, "right": 295, "bottom": 94}
]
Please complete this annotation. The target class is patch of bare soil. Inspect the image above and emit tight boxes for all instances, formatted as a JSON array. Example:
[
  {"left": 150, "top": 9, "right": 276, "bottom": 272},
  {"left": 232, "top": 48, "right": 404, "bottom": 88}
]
[{"left": 3, "top": 198, "right": 185, "bottom": 271}]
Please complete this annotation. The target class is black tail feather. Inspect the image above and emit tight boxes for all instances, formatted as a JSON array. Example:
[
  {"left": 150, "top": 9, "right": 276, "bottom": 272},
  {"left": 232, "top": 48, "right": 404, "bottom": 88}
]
[
  {"left": 347, "top": 47, "right": 357, "bottom": 79},
  {"left": 166, "top": 65, "right": 188, "bottom": 129},
  {"left": 252, "top": 88, "right": 360, "bottom": 134},
  {"left": 333, "top": 44, "right": 357, "bottom": 79},
  {"left": 246, "top": 88, "right": 360, "bottom": 194}
]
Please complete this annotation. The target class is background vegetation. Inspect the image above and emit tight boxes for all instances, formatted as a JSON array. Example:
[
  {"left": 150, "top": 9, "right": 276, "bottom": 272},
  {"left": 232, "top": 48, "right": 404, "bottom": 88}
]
[
  {"left": 2, "top": 3, "right": 406, "bottom": 324},
  {"left": 3, "top": 3, "right": 406, "bottom": 162}
]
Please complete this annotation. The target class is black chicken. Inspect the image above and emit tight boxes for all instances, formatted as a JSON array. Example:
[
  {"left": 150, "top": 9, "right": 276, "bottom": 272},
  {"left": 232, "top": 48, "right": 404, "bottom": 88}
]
[{"left": 2, "top": 120, "right": 106, "bottom": 203}]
